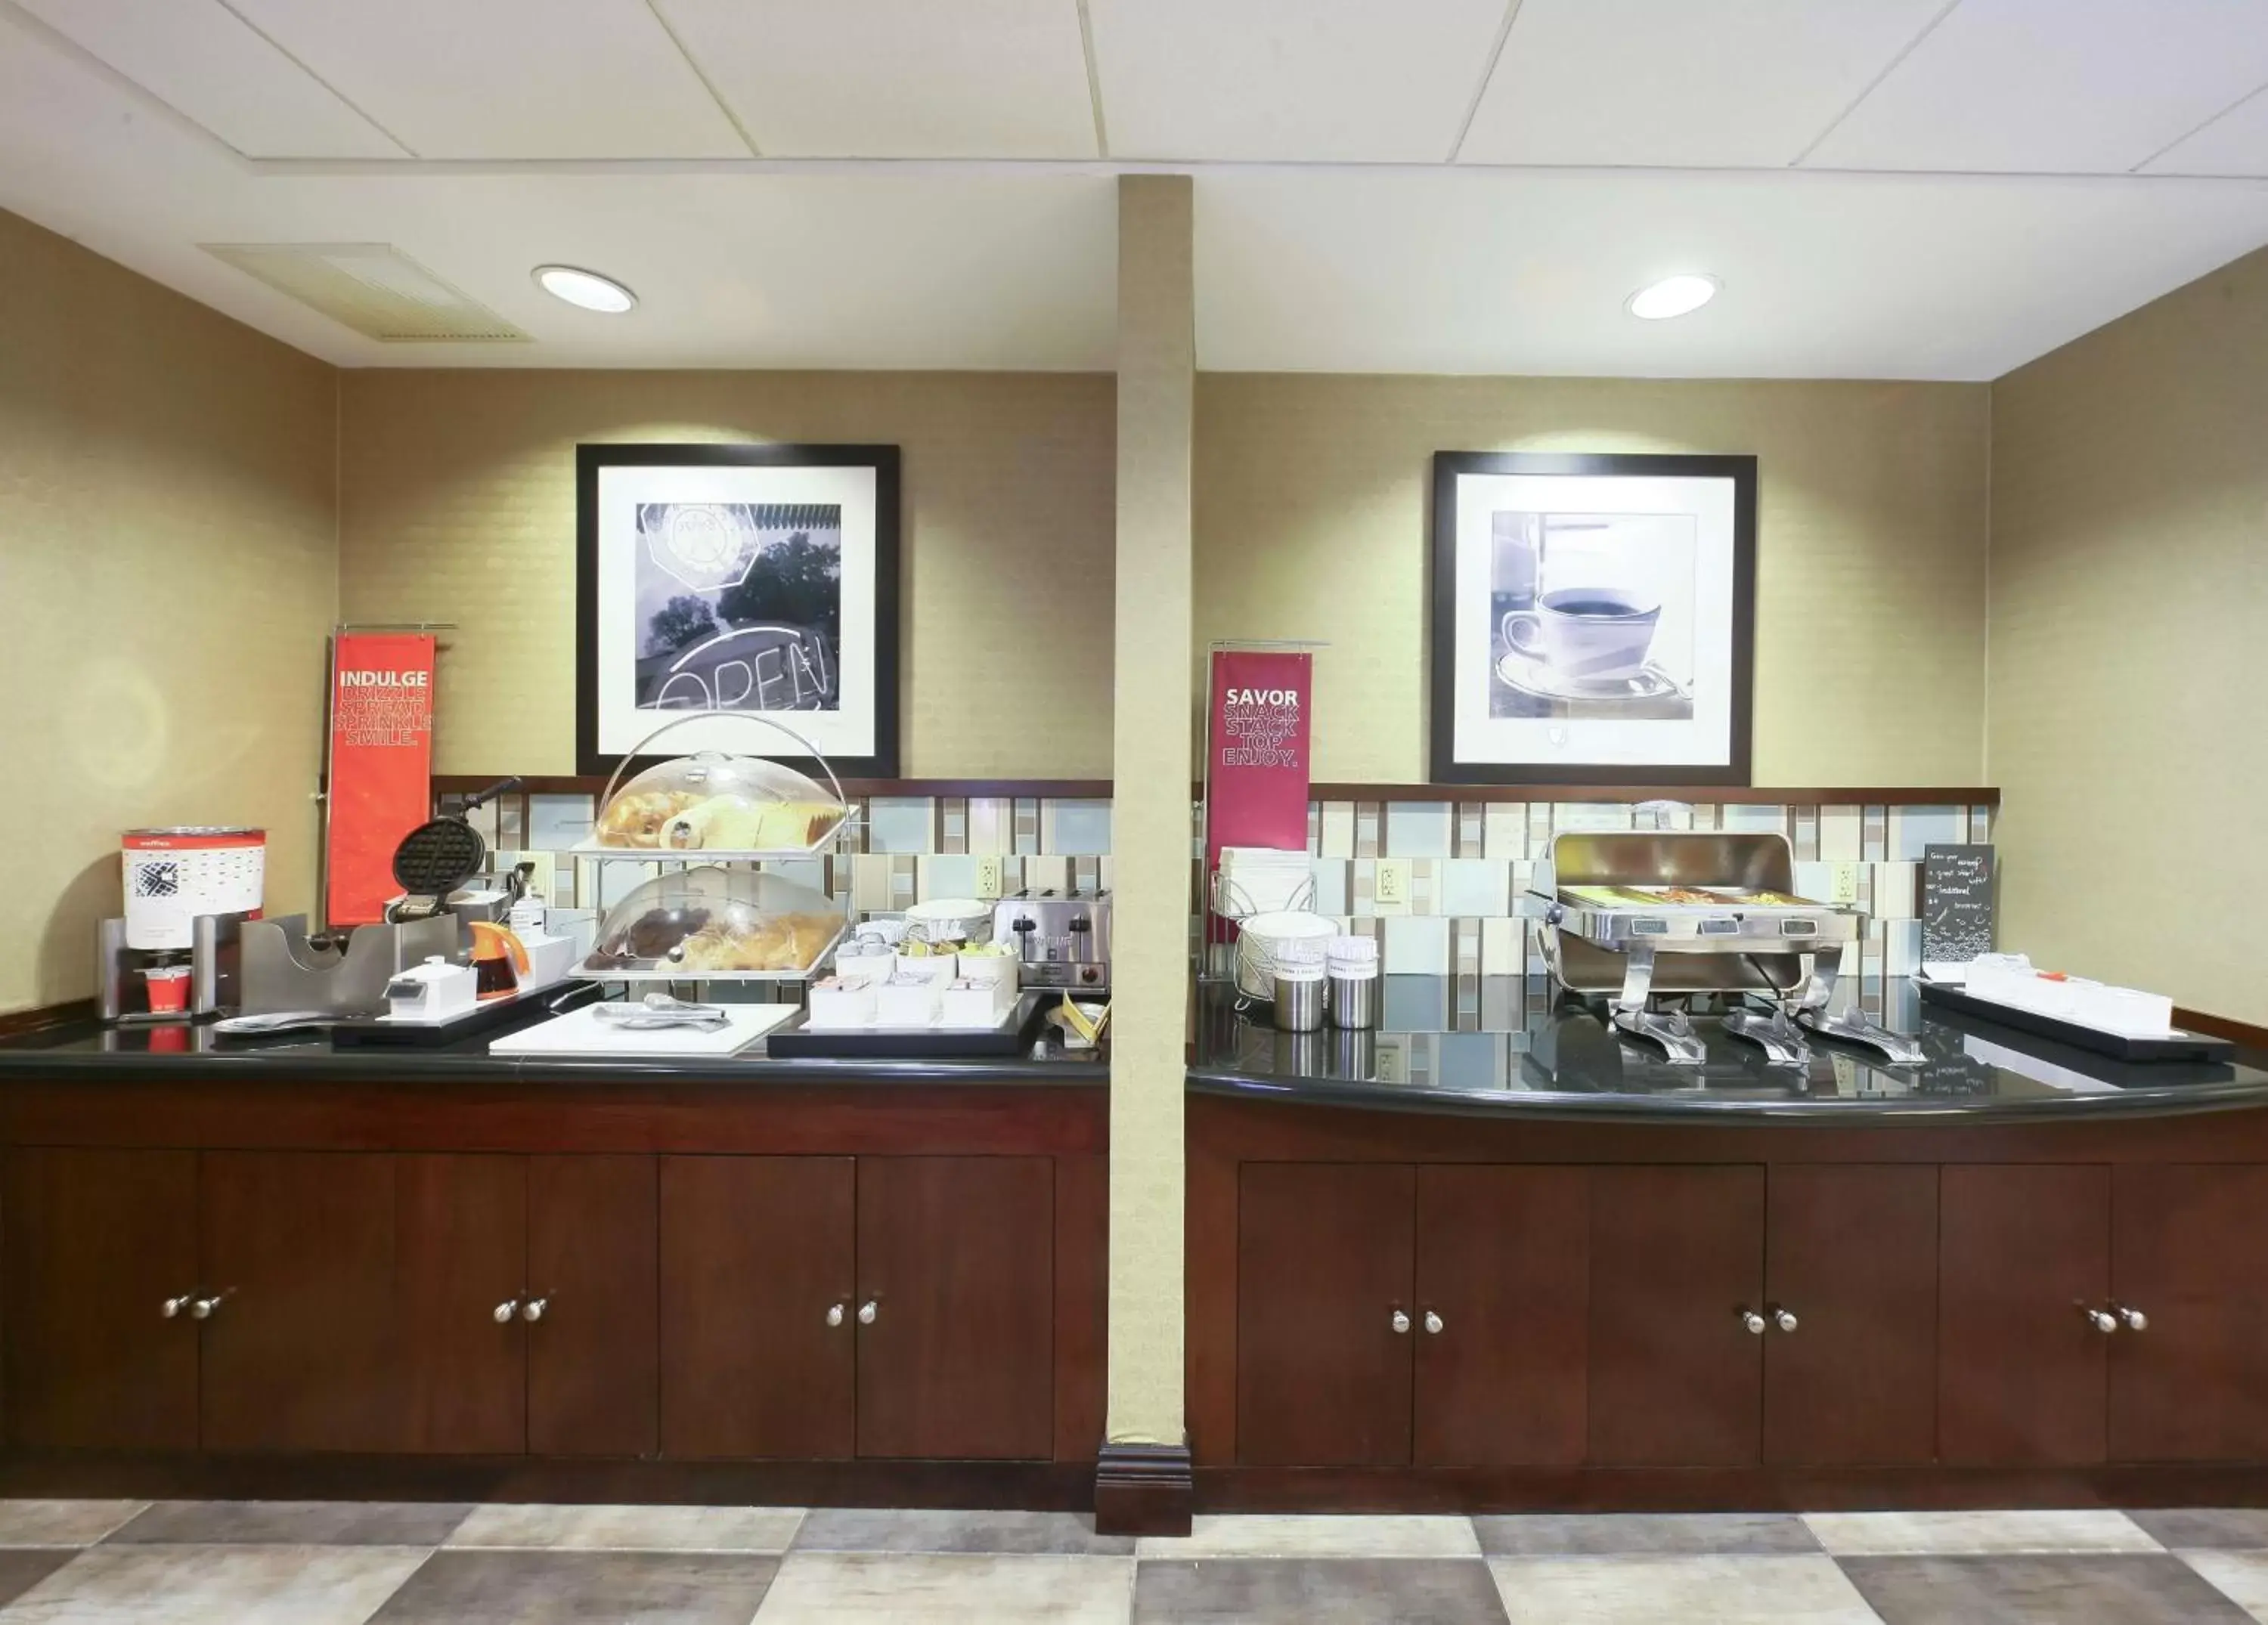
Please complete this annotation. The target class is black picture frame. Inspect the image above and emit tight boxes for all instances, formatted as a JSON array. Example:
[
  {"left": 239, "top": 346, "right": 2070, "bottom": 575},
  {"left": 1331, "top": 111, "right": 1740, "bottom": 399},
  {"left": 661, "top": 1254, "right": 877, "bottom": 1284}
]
[
  {"left": 576, "top": 442, "right": 902, "bottom": 780},
  {"left": 1427, "top": 450, "right": 1756, "bottom": 786}
]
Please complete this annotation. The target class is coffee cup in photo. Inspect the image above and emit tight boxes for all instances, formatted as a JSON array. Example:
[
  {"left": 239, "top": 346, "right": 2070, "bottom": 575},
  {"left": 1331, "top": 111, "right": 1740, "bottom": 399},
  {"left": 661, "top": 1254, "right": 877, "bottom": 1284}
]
[{"left": 1501, "top": 588, "right": 1662, "bottom": 679}]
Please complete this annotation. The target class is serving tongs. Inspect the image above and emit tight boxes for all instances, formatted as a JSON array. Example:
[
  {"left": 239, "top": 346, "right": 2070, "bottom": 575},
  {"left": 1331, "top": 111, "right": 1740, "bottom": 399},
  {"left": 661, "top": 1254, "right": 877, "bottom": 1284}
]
[{"left": 591, "top": 992, "right": 733, "bottom": 1032}]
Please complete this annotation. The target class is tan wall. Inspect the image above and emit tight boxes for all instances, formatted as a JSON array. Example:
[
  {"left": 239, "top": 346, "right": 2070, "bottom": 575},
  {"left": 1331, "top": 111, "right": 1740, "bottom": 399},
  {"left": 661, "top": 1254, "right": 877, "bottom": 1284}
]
[
  {"left": 1989, "top": 247, "right": 2268, "bottom": 1026},
  {"left": 0, "top": 210, "right": 338, "bottom": 1015},
  {"left": 339, "top": 371, "right": 1115, "bottom": 779},
  {"left": 1195, "top": 373, "right": 1991, "bottom": 785}
]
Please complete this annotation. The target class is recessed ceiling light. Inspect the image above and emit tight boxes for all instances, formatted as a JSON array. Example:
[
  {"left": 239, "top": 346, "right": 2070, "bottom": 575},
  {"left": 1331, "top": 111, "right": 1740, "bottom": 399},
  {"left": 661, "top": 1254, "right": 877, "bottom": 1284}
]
[
  {"left": 533, "top": 265, "right": 637, "bottom": 314},
  {"left": 1626, "top": 274, "right": 1719, "bottom": 321}
]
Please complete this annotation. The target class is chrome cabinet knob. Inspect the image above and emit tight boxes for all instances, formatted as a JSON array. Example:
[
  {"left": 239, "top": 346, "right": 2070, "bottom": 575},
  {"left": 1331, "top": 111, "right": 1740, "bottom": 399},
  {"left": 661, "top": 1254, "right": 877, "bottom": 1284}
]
[
  {"left": 2085, "top": 1308, "right": 2119, "bottom": 1334},
  {"left": 160, "top": 1294, "right": 196, "bottom": 1320},
  {"left": 1390, "top": 1310, "right": 1411, "bottom": 1335},
  {"left": 857, "top": 1301, "right": 878, "bottom": 1326},
  {"left": 1772, "top": 1307, "right": 1799, "bottom": 1333},
  {"left": 1423, "top": 1311, "right": 1444, "bottom": 1336},
  {"left": 1740, "top": 1308, "right": 1768, "bottom": 1336},
  {"left": 826, "top": 1303, "right": 845, "bottom": 1327},
  {"left": 492, "top": 1298, "right": 519, "bottom": 1324},
  {"left": 188, "top": 1295, "right": 224, "bottom": 1320},
  {"left": 520, "top": 1297, "right": 548, "bottom": 1323},
  {"left": 2117, "top": 1305, "right": 2149, "bottom": 1332}
]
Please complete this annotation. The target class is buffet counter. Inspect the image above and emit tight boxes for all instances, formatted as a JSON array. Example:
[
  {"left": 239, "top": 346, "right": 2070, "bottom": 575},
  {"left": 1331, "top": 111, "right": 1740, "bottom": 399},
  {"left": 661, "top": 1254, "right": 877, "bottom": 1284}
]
[{"left": 1185, "top": 974, "right": 2268, "bottom": 1515}]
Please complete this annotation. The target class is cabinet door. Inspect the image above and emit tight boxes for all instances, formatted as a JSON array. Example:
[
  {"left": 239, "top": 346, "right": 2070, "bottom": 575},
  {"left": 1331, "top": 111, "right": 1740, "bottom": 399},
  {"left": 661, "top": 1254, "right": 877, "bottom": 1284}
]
[
  {"left": 1237, "top": 1162, "right": 1414, "bottom": 1468},
  {"left": 2110, "top": 1165, "right": 2268, "bottom": 1462},
  {"left": 1413, "top": 1166, "right": 1586, "bottom": 1467},
  {"left": 200, "top": 1152, "right": 397, "bottom": 1453},
  {"left": 1588, "top": 1165, "right": 1765, "bottom": 1466},
  {"left": 857, "top": 1156, "right": 1055, "bottom": 1460},
  {"left": 1765, "top": 1165, "right": 1938, "bottom": 1466},
  {"left": 1939, "top": 1164, "right": 2109, "bottom": 1466},
  {"left": 529, "top": 1156, "right": 658, "bottom": 1456},
  {"left": 659, "top": 1156, "right": 854, "bottom": 1459},
  {"left": 4, "top": 1149, "right": 200, "bottom": 1450},
  {"left": 395, "top": 1155, "right": 525, "bottom": 1454}
]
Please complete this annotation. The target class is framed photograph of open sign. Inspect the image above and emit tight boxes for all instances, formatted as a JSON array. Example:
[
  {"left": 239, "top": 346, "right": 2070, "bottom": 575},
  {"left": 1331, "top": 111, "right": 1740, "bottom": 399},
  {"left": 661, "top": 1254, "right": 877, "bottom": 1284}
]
[
  {"left": 577, "top": 443, "right": 901, "bottom": 778},
  {"left": 1428, "top": 450, "right": 1755, "bottom": 785}
]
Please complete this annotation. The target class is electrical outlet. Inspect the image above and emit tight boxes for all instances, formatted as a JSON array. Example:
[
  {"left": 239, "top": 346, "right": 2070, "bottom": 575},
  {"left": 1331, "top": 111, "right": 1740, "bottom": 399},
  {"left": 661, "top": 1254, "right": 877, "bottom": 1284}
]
[
  {"left": 1373, "top": 858, "right": 1411, "bottom": 914},
  {"left": 1830, "top": 862, "right": 1861, "bottom": 905},
  {"left": 973, "top": 856, "right": 1003, "bottom": 899}
]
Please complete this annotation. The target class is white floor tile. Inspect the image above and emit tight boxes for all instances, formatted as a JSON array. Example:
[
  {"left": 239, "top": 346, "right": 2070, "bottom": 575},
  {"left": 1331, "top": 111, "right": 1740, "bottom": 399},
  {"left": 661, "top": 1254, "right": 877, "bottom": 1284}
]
[
  {"left": 1491, "top": 1553, "right": 1880, "bottom": 1623},
  {"left": 1802, "top": 1509, "right": 2158, "bottom": 1555},
  {"left": 0, "top": 1503, "right": 147, "bottom": 1548},
  {"left": 1136, "top": 1513, "right": 1481, "bottom": 1558},
  {"left": 2182, "top": 1550, "right": 2268, "bottom": 1621},
  {"left": 0, "top": 1543, "right": 426, "bottom": 1624},
  {"left": 445, "top": 1503, "right": 804, "bottom": 1553},
  {"left": 754, "top": 1552, "right": 1132, "bottom": 1623}
]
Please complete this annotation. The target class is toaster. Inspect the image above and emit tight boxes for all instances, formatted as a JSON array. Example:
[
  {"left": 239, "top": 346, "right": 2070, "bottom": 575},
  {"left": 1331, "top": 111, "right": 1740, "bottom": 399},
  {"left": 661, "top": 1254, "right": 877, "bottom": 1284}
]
[{"left": 993, "top": 889, "right": 1111, "bottom": 990}]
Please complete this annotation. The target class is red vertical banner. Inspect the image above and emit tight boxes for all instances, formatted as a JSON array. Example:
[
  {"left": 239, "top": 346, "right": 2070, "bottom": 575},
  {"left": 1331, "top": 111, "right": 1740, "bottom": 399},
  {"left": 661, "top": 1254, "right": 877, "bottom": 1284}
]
[
  {"left": 324, "top": 633, "right": 436, "bottom": 927},
  {"left": 1206, "top": 649, "right": 1313, "bottom": 888}
]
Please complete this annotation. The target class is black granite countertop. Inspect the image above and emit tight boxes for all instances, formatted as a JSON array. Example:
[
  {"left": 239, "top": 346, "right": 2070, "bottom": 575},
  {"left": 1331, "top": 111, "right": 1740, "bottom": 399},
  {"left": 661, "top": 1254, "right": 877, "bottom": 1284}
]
[
  {"left": 1190, "top": 976, "right": 2268, "bottom": 1122},
  {"left": 0, "top": 1010, "right": 1106, "bottom": 1088}
]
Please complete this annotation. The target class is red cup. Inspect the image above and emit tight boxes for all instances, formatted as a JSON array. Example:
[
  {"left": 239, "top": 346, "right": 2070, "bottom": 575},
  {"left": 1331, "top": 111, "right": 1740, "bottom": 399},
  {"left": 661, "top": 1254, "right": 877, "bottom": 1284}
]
[{"left": 143, "top": 964, "right": 191, "bottom": 1016}]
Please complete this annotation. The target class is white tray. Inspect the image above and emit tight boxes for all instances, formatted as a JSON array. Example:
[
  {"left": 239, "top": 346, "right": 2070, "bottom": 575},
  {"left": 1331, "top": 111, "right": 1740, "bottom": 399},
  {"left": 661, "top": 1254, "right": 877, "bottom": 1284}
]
[{"left": 489, "top": 1001, "right": 797, "bottom": 1057}]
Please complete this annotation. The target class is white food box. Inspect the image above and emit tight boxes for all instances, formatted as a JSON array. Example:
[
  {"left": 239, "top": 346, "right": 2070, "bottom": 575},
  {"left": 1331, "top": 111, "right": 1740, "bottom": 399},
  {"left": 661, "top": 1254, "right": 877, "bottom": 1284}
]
[
  {"left": 940, "top": 977, "right": 1019, "bottom": 1029},
  {"left": 807, "top": 978, "right": 878, "bottom": 1029},
  {"left": 875, "top": 980, "right": 943, "bottom": 1027},
  {"left": 956, "top": 952, "right": 1017, "bottom": 989}
]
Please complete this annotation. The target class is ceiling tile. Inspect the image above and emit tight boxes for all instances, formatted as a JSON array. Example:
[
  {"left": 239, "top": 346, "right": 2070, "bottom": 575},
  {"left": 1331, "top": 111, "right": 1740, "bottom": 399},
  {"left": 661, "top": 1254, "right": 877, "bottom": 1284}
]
[
  {"left": 1804, "top": 0, "right": 2268, "bottom": 175},
  {"left": 2146, "top": 84, "right": 2268, "bottom": 175},
  {"left": 12, "top": 0, "right": 401, "bottom": 159},
  {"left": 1459, "top": 0, "right": 1945, "bottom": 168},
  {"left": 1089, "top": 0, "right": 1509, "bottom": 162},
  {"left": 656, "top": 0, "right": 1095, "bottom": 159},
  {"left": 220, "top": 0, "right": 749, "bottom": 159}
]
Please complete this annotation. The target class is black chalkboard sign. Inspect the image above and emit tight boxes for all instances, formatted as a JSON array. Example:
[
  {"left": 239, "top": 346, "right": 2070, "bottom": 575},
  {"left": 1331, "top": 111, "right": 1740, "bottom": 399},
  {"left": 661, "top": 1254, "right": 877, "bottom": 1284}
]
[{"left": 1922, "top": 844, "right": 1995, "bottom": 967}]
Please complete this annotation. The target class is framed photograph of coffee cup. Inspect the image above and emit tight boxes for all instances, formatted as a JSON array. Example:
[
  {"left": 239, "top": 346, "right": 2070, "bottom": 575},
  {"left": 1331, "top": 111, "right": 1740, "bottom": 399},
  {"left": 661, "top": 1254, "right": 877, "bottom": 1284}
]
[
  {"left": 1428, "top": 450, "right": 1755, "bottom": 785},
  {"left": 576, "top": 443, "right": 901, "bottom": 778}
]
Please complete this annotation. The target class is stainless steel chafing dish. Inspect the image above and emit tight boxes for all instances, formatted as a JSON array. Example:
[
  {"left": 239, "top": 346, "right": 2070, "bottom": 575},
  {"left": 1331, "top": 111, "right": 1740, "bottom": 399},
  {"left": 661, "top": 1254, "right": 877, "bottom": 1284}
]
[{"left": 1532, "top": 830, "right": 1922, "bottom": 1068}]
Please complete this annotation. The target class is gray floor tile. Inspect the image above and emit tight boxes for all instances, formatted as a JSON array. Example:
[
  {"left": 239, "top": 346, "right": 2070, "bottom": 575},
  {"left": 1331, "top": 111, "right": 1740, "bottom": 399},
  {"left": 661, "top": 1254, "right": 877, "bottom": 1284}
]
[
  {"left": 1476, "top": 1513, "right": 1820, "bottom": 1556},
  {"left": 756, "top": 1552, "right": 1132, "bottom": 1623},
  {"left": 367, "top": 1550, "right": 778, "bottom": 1624},
  {"left": 1492, "top": 1555, "right": 1879, "bottom": 1623},
  {"left": 1137, "top": 1514, "right": 1482, "bottom": 1558},
  {"left": 2180, "top": 1550, "right": 2268, "bottom": 1620},
  {"left": 0, "top": 1542, "right": 429, "bottom": 1624},
  {"left": 2130, "top": 1509, "right": 2268, "bottom": 1549},
  {"left": 1842, "top": 1553, "right": 2251, "bottom": 1624},
  {"left": 1805, "top": 1510, "right": 2158, "bottom": 1555},
  {"left": 0, "top": 1504, "right": 145, "bottom": 1548},
  {"left": 792, "top": 1508, "right": 1132, "bottom": 1555},
  {"left": 0, "top": 1555, "right": 73, "bottom": 1610},
  {"left": 447, "top": 1503, "right": 803, "bottom": 1552},
  {"left": 106, "top": 1500, "right": 472, "bottom": 1546},
  {"left": 1136, "top": 1558, "right": 1509, "bottom": 1624}
]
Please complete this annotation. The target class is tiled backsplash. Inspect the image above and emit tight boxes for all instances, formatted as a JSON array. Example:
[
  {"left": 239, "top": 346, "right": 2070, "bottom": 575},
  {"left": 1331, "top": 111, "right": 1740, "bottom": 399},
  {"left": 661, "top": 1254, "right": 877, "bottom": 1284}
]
[
  {"left": 1276, "top": 797, "right": 1994, "bottom": 1016},
  {"left": 438, "top": 789, "right": 1114, "bottom": 919}
]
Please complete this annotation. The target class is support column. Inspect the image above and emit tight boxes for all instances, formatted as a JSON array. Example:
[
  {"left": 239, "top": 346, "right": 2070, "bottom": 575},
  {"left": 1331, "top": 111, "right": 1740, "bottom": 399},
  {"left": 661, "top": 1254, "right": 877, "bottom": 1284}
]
[{"left": 1095, "top": 174, "right": 1195, "bottom": 1534}]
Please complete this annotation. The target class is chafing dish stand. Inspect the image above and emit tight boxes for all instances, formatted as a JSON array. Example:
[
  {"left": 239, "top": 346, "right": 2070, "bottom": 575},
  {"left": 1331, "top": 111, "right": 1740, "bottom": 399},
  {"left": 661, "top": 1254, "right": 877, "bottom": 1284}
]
[{"left": 1533, "top": 831, "right": 1923, "bottom": 1069}]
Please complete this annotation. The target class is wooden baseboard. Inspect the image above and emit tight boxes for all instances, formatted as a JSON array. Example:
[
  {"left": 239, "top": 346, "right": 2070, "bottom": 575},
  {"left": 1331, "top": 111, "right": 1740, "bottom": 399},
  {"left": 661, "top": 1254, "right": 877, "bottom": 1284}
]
[
  {"left": 2176, "top": 1007, "right": 2268, "bottom": 1053},
  {"left": 1094, "top": 1441, "right": 1194, "bottom": 1535},
  {"left": 0, "top": 999, "right": 93, "bottom": 1039}
]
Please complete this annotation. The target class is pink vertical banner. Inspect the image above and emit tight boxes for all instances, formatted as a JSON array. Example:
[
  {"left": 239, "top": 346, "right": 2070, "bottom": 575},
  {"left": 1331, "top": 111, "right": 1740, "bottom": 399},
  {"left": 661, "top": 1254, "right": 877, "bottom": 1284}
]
[{"left": 1205, "top": 652, "right": 1313, "bottom": 934}]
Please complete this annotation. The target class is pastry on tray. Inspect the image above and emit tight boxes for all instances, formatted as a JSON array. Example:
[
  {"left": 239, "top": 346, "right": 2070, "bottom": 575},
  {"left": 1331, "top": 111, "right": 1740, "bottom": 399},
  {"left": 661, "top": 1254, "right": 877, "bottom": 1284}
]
[{"left": 596, "top": 790, "right": 704, "bottom": 847}]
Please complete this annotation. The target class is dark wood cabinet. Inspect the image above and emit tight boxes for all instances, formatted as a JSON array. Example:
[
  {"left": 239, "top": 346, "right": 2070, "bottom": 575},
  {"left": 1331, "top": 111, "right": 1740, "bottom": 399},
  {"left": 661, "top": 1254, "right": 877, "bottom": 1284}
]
[
  {"left": 528, "top": 1155, "right": 658, "bottom": 1457},
  {"left": 1764, "top": 1164, "right": 1938, "bottom": 1466},
  {"left": 1587, "top": 1165, "right": 1765, "bottom": 1467},
  {"left": 395, "top": 1154, "right": 525, "bottom": 1455},
  {"left": 2109, "top": 1165, "right": 2268, "bottom": 1462},
  {"left": 857, "top": 1156, "right": 1055, "bottom": 1461},
  {"left": 660, "top": 1156, "right": 855, "bottom": 1460},
  {"left": 1939, "top": 1164, "right": 2110, "bottom": 1466},
  {"left": 200, "top": 1152, "right": 398, "bottom": 1454},
  {"left": 3, "top": 1148, "right": 200, "bottom": 1451},
  {"left": 1413, "top": 1165, "right": 1587, "bottom": 1467},
  {"left": 1236, "top": 1162, "right": 1414, "bottom": 1467}
]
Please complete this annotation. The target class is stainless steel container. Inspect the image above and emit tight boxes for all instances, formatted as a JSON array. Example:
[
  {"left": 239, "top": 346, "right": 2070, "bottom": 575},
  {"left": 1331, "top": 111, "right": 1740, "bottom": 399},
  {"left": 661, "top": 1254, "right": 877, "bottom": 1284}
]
[
  {"left": 1328, "top": 971, "right": 1378, "bottom": 1029},
  {"left": 1272, "top": 969, "right": 1326, "bottom": 1032}
]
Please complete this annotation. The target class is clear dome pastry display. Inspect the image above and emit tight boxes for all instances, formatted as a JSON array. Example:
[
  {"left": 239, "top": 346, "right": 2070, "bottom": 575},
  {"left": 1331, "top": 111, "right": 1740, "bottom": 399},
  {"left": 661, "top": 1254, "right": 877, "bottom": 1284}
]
[
  {"left": 581, "top": 865, "right": 845, "bottom": 980},
  {"left": 587, "top": 751, "right": 847, "bottom": 855}
]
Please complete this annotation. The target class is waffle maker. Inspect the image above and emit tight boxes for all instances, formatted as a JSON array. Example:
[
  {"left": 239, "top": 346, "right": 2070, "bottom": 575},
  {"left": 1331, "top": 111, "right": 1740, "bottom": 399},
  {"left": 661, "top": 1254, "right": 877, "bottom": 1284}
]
[
  {"left": 383, "top": 778, "right": 522, "bottom": 924},
  {"left": 1532, "top": 830, "right": 1923, "bottom": 1068}
]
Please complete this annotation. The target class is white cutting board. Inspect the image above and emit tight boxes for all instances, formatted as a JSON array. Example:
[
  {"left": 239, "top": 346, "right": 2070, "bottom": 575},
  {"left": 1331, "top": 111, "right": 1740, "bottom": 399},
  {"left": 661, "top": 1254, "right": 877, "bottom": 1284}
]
[{"left": 490, "top": 1003, "right": 797, "bottom": 1057}]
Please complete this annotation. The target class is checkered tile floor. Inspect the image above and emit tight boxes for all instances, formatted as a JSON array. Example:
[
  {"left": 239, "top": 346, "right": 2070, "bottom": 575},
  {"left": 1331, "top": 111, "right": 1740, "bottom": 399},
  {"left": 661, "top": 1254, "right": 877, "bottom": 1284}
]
[{"left": 0, "top": 1502, "right": 2263, "bottom": 1620}]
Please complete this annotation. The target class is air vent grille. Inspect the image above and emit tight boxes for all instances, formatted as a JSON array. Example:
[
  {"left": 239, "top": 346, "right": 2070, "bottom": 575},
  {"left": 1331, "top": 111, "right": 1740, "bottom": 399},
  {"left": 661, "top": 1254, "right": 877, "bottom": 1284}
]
[{"left": 200, "top": 243, "right": 530, "bottom": 344}]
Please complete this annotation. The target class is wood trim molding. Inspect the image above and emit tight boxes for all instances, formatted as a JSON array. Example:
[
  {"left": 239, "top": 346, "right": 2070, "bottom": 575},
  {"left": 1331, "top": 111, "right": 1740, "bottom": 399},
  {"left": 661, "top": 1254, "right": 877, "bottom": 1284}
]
[
  {"left": 1308, "top": 785, "right": 2003, "bottom": 806},
  {"left": 2176, "top": 1008, "right": 2268, "bottom": 1054},
  {"left": 1093, "top": 1441, "right": 1194, "bottom": 1535},
  {"left": 0, "top": 1000, "right": 94, "bottom": 1039}
]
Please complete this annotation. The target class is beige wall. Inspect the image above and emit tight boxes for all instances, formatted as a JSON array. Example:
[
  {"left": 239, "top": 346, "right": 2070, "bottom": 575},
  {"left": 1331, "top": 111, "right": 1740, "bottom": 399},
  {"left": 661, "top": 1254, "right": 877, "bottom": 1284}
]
[
  {"left": 339, "top": 371, "right": 1114, "bottom": 779},
  {"left": 1990, "top": 247, "right": 2268, "bottom": 1026},
  {"left": 0, "top": 210, "right": 338, "bottom": 1015},
  {"left": 1196, "top": 373, "right": 1991, "bottom": 785}
]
